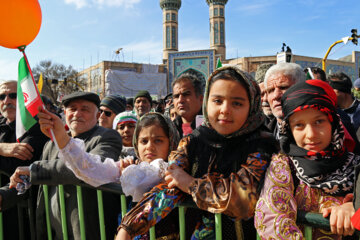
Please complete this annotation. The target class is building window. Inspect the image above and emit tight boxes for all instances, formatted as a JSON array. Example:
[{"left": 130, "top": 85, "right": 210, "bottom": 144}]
[
  {"left": 172, "top": 27, "right": 176, "bottom": 48},
  {"left": 214, "top": 8, "right": 218, "bottom": 17},
  {"left": 166, "top": 13, "right": 170, "bottom": 21},
  {"left": 214, "top": 22, "right": 218, "bottom": 44},
  {"left": 220, "top": 8, "right": 224, "bottom": 16},
  {"left": 166, "top": 26, "right": 170, "bottom": 48},
  {"left": 171, "top": 13, "right": 176, "bottom": 21},
  {"left": 220, "top": 22, "right": 224, "bottom": 44}
]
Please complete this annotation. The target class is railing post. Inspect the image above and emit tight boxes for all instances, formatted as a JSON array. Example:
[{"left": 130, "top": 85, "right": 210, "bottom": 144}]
[
  {"left": 43, "top": 185, "right": 53, "bottom": 240},
  {"left": 76, "top": 186, "right": 86, "bottom": 240},
  {"left": 120, "top": 195, "right": 127, "bottom": 219},
  {"left": 178, "top": 206, "right": 186, "bottom": 240},
  {"left": 149, "top": 226, "right": 156, "bottom": 240},
  {"left": 304, "top": 226, "right": 312, "bottom": 240},
  {"left": 58, "top": 185, "right": 68, "bottom": 240},
  {"left": 0, "top": 177, "right": 3, "bottom": 240},
  {"left": 97, "top": 190, "right": 106, "bottom": 240},
  {"left": 215, "top": 213, "right": 222, "bottom": 240}
]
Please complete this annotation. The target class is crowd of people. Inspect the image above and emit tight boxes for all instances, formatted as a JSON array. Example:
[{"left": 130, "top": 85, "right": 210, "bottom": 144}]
[{"left": 0, "top": 62, "right": 360, "bottom": 239}]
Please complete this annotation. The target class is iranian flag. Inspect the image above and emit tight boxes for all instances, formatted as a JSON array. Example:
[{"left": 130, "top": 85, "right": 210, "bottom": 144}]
[{"left": 16, "top": 57, "right": 43, "bottom": 141}]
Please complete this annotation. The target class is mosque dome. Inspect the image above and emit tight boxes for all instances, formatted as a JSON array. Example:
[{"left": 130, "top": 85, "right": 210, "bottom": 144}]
[
  {"left": 206, "top": 0, "right": 228, "bottom": 5},
  {"left": 160, "top": 0, "right": 181, "bottom": 10}
]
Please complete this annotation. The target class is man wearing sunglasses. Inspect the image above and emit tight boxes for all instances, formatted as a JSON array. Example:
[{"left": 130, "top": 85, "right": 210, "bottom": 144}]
[
  {"left": 0, "top": 80, "right": 48, "bottom": 239},
  {"left": 99, "top": 94, "right": 126, "bottom": 129}
]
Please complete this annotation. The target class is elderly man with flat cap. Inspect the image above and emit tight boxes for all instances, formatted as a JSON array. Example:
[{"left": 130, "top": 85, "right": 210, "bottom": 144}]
[{"left": 9, "top": 91, "right": 123, "bottom": 240}]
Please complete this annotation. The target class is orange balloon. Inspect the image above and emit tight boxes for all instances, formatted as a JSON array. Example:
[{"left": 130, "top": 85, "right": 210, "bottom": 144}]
[{"left": 0, "top": 0, "right": 42, "bottom": 49}]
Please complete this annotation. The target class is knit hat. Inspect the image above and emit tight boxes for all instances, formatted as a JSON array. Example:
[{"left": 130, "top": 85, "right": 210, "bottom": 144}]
[
  {"left": 255, "top": 63, "right": 274, "bottom": 84},
  {"left": 328, "top": 73, "right": 353, "bottom": 94},
  {"left": 100, "top": 94, "right": 126, "bottom": 115},
  {"left": 354, "top": 78, "right": 360, "bottom": 88},
  {"left": 113, "top": 111, "right": 137, "bottom": 130},
  {"left": 134, "top": 90, "right": 152, "bottom": 105}
]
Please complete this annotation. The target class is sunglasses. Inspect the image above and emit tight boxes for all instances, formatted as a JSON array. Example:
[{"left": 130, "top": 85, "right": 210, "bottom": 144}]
[
  {"left": 100, "top": 109, "right": 113, "bottom": 117},
  {"left": 0, "top": 93, "right": 17, "bottom": 101}
]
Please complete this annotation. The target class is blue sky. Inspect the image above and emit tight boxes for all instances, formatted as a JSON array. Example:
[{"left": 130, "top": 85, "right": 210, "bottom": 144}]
[{"left": 1, "top": 0, "right": 360, "bottom": 80}]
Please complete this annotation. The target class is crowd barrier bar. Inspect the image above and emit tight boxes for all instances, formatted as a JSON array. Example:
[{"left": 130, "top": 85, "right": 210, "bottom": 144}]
[{"left": 0, "top": 181, "right": 350, "bottom": 240}]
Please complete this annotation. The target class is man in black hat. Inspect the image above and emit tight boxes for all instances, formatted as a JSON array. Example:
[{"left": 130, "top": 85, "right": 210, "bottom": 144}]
[
  {"left": 126, "top": 98, "right": 134, "bottom": 111},
  {"left": 9, "top": 91, "right": 122, "bottom": 240},
  {"left": 134, "top": 90, "right": 152, "bottom": 118},
  {"left": 99, "top": 94, "right": 126, "bottom": 129},
  {"left": 329, "top": 72, "right": 360, "bottom": 137}
]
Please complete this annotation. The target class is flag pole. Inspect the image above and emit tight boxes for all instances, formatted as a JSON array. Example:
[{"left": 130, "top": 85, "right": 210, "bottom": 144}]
[
  {"left": 18, "top": 46, "right": 43, "bottom": 101},
  {"left": 17, "top": 46, "right": 60, "bottom": 150}
]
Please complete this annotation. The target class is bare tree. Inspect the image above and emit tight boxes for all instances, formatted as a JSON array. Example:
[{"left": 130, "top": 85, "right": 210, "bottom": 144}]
[{"left": 32, "top": 60, "right": 85, "bottom": 105}]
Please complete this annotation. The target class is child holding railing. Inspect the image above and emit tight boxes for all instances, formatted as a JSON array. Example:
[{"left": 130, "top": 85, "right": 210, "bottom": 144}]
[
  {"left": 117, "top": 65, "right": 278, "bottom": 240},
  {"left": 255, "top": 79, "right": 358, "bottom": 239}
]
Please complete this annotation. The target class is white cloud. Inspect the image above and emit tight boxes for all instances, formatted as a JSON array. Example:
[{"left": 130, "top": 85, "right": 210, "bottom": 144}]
[
  {"left": 64, "top": 0, "right": 141, "bottom": 9},
  {"left": 65, "top": 0, "right": 87, "bottom": 9},
  {"left": 93, "top": 0, "right": 141, "bottom": 8},
  {"left": 236, "top": 1, "right": 275, "bottom": 15}
]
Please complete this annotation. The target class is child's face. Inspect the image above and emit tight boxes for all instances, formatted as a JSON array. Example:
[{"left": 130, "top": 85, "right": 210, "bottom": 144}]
[
  {"left": 117, "top": 122, "right": 136, "bottom": 147},
  {"left": 289, "top": 108, "right": 332, "bottom": 152},
  {"left": 137, "top": 124, "right": 170, "bottom": 163},
  {"left": 207, "top": 79, "right": 250, "bottom": 135}
]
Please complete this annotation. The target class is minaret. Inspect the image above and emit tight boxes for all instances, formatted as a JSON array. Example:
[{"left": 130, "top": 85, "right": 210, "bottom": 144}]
[
  {"left": 160, "top": 0, "right": 181, "bottom": 64},
  {"left": 206, "top": 0, "right": 228, "bottom": 61}
]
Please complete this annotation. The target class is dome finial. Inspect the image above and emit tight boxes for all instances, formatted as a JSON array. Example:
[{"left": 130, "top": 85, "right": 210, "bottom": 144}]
[{"left": 160, "top": 0, "right": 181, "bottom": 10}]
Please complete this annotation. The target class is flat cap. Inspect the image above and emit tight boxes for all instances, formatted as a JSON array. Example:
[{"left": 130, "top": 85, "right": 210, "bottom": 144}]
[{"left": 61, "top": 92, "right": 100, "bottom": 107}]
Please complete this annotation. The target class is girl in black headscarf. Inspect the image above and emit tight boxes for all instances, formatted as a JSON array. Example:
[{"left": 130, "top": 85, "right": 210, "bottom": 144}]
[
  {"left": 118, "top": 65, "right": 278, "bottom": 240},
  {"left": 255, "top": 79, "right": 359, "bottom": 239}
]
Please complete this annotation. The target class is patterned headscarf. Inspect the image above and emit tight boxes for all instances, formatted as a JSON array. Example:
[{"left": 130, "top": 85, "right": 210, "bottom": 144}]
[
  {"left": 132, "top": 112, "right": 180, "bottom": 161},
  {"left": 203, "top": 64, "right": 265, "bottom": 138},
  {"left": 280, "top": 79, "right": 358, "bottom": 195}
]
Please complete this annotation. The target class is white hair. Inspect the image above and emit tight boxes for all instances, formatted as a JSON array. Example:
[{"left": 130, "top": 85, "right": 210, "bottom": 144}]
[{"left": 264, "top": 63, "right": 305, "bottom": 88}]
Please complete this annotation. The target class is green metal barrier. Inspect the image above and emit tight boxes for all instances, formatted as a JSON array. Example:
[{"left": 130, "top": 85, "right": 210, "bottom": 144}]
[
  {"left": 43, "top": 185, "right": 53, "bottom": 240},
  {"left": 0, "top": 177, "right": 3, "bottom": 240},
  {"left": 38, "top": 182, "right": 349, "bottom": 240},
  {"left": 76, "top": 186, "right": 86, "bottom": 240},
  {"left": 96, "top": 190, "right": 106, "bottom": 240}
]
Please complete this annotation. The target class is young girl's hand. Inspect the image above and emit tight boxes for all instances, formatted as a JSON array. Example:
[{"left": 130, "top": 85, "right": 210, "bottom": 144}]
[
  {"left": 119, "top": 156, "right": 135, "bottom": 173},
  {"left": 115, "top": 229, "right": 131, "bottom": 240},
  {"left": 321, "top": 202, "right": 355, "bottom": 236},
  {"left": 165, "top": 164, "right": 194, "bottom": 194}
]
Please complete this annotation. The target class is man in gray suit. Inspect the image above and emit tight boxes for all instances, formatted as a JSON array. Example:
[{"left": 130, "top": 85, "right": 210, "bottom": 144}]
[{"left": 10, "top": 92, "right": 123, "bottom": 240}]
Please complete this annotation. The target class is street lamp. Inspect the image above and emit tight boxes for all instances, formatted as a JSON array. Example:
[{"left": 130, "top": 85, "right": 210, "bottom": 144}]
[{"left": 322, "top": 29, "right": 359, "bottom": 71}]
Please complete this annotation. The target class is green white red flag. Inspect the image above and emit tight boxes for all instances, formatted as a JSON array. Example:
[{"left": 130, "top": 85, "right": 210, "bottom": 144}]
[{"left": 16, "top": 57, "right": 43, "bottom": 141}]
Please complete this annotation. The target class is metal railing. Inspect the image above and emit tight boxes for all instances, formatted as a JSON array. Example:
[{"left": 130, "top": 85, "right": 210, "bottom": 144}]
[{"left": 0, "top": 181, "right": 352, "bottom": 240}]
